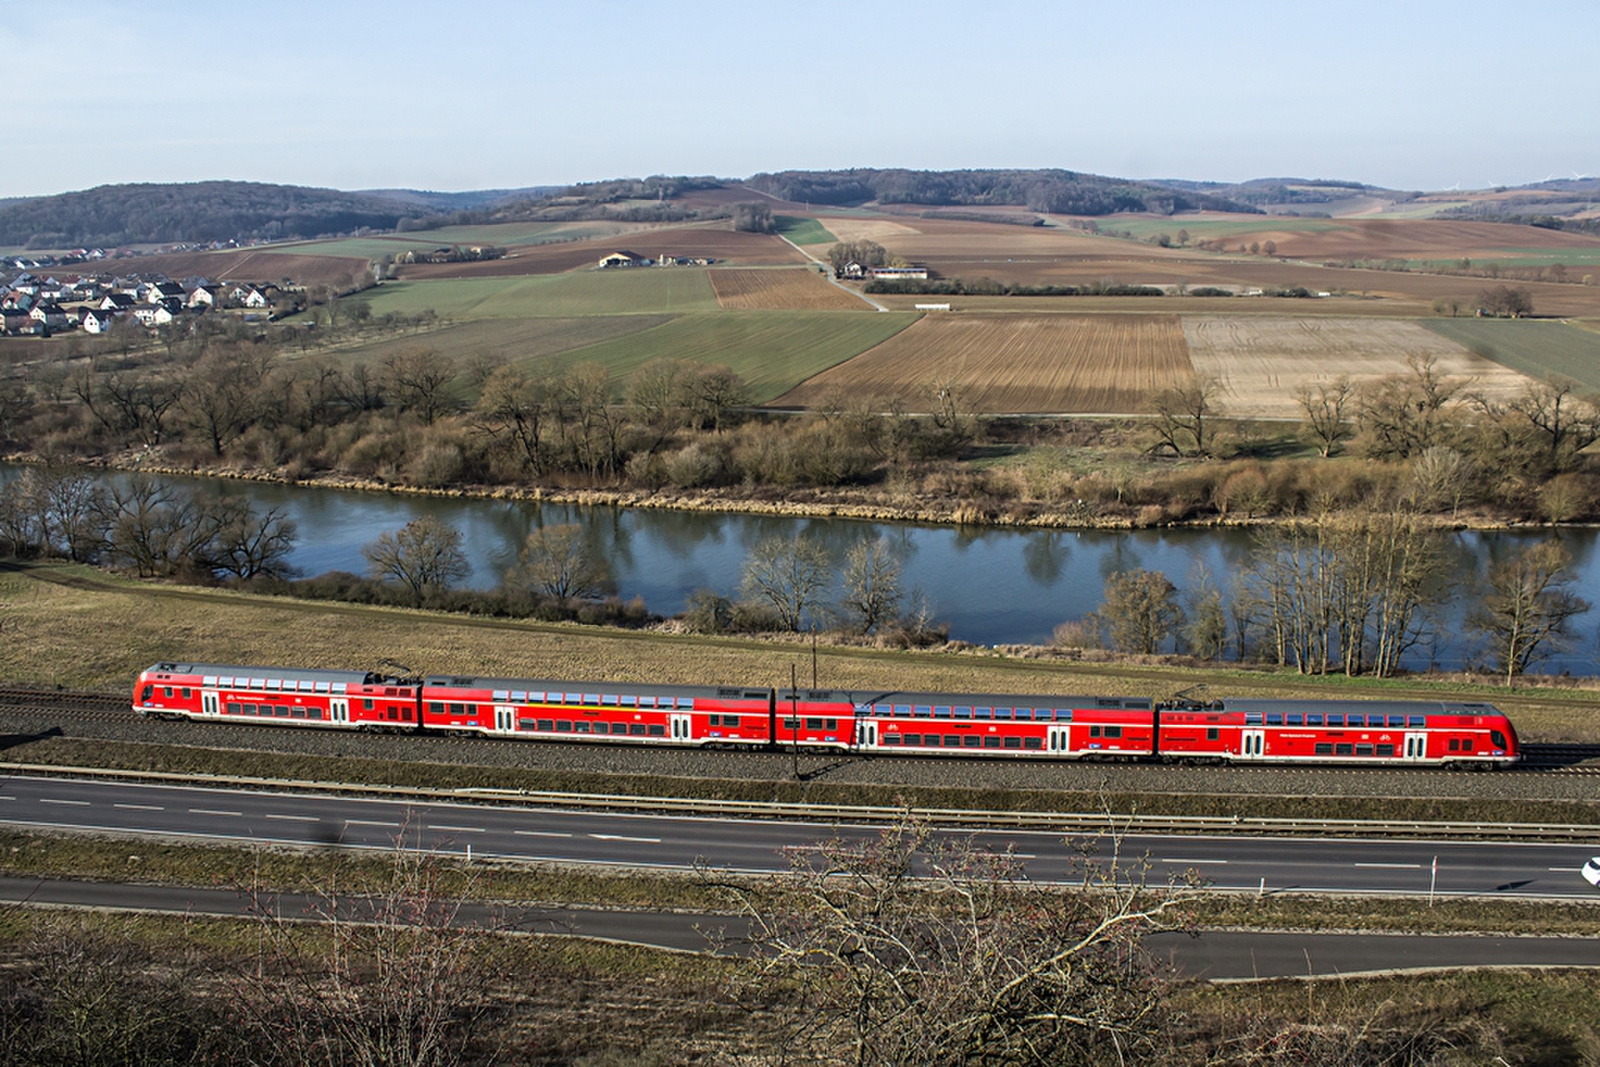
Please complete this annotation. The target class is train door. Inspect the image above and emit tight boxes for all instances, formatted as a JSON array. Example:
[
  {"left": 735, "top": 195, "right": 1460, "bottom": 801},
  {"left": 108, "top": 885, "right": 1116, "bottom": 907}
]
[
  {"left": 201, "top": 690, "right": 220, "bottom": 717},
  {"left": 670, "top": 713, "right": 692, "bottom": 743},
  {"left": 1240, "top": 729, "right": 1266, "bottom": 760},
  {"left": 1402, "top": 732, "right": 1428, "bottom": 763},
  {"left": 494, "top": 704, "right": 516, "bottom": 734},
  {"left": 856, "top": 719, "right": 877, "bottom": 750},
  {"left": 330, "top": 698, "right": 348, "bottom": 725},
  {"left": 1047, "top": 725, "right": 1071, "bottom": 754}
]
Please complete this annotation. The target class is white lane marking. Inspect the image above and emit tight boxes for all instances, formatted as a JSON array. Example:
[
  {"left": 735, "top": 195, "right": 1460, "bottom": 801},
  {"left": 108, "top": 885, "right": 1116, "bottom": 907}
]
[
  {"left": 345, "top": 819, "right": 399, "bottom": 828},
  {"left": 515, "top": 830, "right": 574, "bottom": 838},
  {"left": 114, "top": 803, "right": 164, "bottom": 811},
  {"left": 1549, "top": 867, "right": 1581, "bottom": 872},
  {"left": 189, "top": 809, "right": 243, "bottom": 817},
  {"left": 428, "top": 824, "right": 485, "bottom": 833},
  {"left": 1163, "top": 858, "right": 1226, "bottom": 865},
  {"left": 1354, "top": 862, "right": 1423, "bottom": 869},
  {"left": 265, "top": 814, "right": 320, "bottom": 823},
  {"left": 40, "top": 798, "right": 90, "bottom": 806},
  {"left": 0, "top": 796, "right": 14, "bottom": 801},
  {"left": 591, "top": 833, "right": 661, "bottom": 844}
]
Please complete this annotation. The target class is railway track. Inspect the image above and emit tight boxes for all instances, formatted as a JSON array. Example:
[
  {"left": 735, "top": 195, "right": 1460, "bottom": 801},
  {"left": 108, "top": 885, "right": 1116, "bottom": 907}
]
[{"left": 2, "top": 688, "right": 1598, "bottom": 775}]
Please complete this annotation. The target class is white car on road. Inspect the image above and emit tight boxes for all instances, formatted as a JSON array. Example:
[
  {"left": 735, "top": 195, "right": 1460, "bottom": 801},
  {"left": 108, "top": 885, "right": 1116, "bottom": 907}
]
[{"left": 1583, "top": 857, "right": 1600, "bottom": 889}]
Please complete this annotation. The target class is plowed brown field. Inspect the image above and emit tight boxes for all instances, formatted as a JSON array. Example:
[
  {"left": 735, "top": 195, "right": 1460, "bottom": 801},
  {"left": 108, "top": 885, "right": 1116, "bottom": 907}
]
[
  {"left": 108, "top": 249, "right": 371, "bottom": 288},
  {"left": 1183, "top": 316, "right": 1535, "bottom": 418},
  {"left": 709, "top": 268, "right": 869, "bottom": 310},
  {"left": 774, "top": 313, "right": 1192, "bottom": 413}
]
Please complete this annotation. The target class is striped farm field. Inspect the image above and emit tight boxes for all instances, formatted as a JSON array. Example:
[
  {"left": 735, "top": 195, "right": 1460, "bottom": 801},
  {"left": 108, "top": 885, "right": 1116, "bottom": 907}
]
[
  {"left": 1420, "top": 319, "right": 1600, "bottom": 392},
  {"left": 774, "top": 314, "right": 1193, "bottom": 414},
  {"left": 358, "top": 270, "right": 720, "bottom": 319},
  {"left": 709, "top": 268, "right": 870, "bottom": 311},
  {"left": 1184, "top": 316, "right": 1534, "bottom": 418}
]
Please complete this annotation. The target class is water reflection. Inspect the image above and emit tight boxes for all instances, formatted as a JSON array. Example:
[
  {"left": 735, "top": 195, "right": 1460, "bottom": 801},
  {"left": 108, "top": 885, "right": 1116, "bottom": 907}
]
[{"left": 8, "top": 465, "right": 1600, "bottom": 673}]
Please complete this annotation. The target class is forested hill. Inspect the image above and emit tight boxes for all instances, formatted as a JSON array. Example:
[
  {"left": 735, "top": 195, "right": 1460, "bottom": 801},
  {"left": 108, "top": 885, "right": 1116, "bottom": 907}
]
[
  {"left": 0, "top": 181, "right": 446, "bottom": 248},
  {"left": 744, "top": 168, "right": 1262, "bottom": 216}
]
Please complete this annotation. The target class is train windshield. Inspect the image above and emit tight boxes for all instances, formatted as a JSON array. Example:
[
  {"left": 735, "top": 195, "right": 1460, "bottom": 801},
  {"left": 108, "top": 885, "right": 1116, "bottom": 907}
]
[{"left": 1492, "top": 730, "right": 1508, "bottom": 748}]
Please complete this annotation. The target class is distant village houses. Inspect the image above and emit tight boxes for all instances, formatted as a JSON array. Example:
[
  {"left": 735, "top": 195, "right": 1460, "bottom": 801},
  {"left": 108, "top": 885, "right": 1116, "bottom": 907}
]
[
  {"left": 597, "top": 250, "right": 715, "bottom": 269},
  {"left": 0, "top": 268, "right": 293, "bottom": 337}
]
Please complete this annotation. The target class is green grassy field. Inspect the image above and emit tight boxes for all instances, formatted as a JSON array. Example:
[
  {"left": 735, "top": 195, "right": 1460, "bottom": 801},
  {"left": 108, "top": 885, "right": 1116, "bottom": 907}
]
[
  {"left": 313, "top": 315, "right": 675, "bottom": 369},
  {"left": 359, "top": 270, "right": 721, "bottom": 319},
  {"left": 1091, "top": 216, "right": 1343, "bottom": 242},
  {"left": 260, "top": 221, "right": 652, "bottom": 260},
  {"left": 1420, "top": 318, "right": 1600, "bottom": 389},
  {"left": 544, "top": 310, "right": 919, "bottom": 401},
  {"left": 775, "top": 215, "right": 837, "bottom": 245}
]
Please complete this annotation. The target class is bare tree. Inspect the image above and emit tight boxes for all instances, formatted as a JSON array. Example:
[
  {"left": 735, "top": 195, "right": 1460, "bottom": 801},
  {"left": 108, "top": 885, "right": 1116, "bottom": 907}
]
[
  {"left": 475, "top": 364, "right": 551, "bottom": 476},
  {"left": 204, "top": 499, "right": 299, "bottom": 580},
  {"left": 708, "top": 813, "right": 1193, "bottom": 1066},
  {"left": 1509, "top": 379, "right": 1600, "bottom": 475},
  {"left": 741, "top": 535, "right": 832, "bottom": 631},
  {"left": 686, "top": 364, "right": 750, "bottom": 434},
  {"left": 838, "top": 536, "right": 903, "bottom": 634},
  {"left": 1100, "top": 569, "right": 1184, "bottom": 654},
  {"left": 183, "top": 345, "right": 274, "bottom": 455},
  {"left": 362, "top": 517, "right": 471, "bottom": 604},
  {"left": 1293, "top": 375, "right": 1355, "bottom": 457},
  {"left": 508, "top": 523, "right": 609, "bottom": 600},
  {"left": 1469, "top": 540, "right": 1591, "bottom": 680},
  {"left": 384, "top": 348, "right": 457, "bottom": 426},
  {"left": 1357, "top": 354, "right": 1461, "bottom": 460},
  {"left": 1145, "top": 374, "right": 1221, "bottom": 457}
]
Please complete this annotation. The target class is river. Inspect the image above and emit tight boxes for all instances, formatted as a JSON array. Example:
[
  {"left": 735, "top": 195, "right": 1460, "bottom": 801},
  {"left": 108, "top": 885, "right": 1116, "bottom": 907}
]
[{"left": 15, "top": 467, "right": 1600, "bottom": 675}]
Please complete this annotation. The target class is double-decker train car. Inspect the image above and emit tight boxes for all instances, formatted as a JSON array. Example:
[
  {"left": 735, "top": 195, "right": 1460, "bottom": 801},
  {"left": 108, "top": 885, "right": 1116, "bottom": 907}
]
[
  {"left": 1155, "top": 698, "right": 1517, "bottom": 768},
  {"left": 133, "top": 661, "right": 1522, "bottom": 768},
  {"left": 135, "top": 662, "right": 420, "bottom": 728}
]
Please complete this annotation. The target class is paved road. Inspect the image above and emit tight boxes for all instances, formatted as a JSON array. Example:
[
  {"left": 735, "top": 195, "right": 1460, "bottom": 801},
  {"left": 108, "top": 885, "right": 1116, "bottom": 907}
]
[
  {"left": 2, "top": 776, "right": 1595, "bottom": 901},
  {"left": 1, "top": 876, "right": 1595, "bottom": 980}
]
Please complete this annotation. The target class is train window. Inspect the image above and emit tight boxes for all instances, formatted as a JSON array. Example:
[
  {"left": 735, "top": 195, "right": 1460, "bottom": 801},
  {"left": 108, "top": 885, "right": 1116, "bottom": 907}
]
[
  {"left": 163, "top": 687, "right": 172, "bottom": 698},
  {"left": 363, "top": 699, "right": 375, "bottom": 711},
  {"left": 243, "top": 704, "right": 257, "bottom": 715},
  {"left": 1207, "top": 728, "right": 1219, "bottom": 741},
  {"left": 1315, "top": 743, "right": 1334, "bottom": 755},
  {"left": 648, "top": 724, "right": 666, "bottom": 737},
  {"left": 934, "top": 707, "right": 952, "bottom": 719},
  {"left": 276, "top": 706, "right": 290, "bottom": 718},
  {"left": 293, "top": 708, "right": 308, "bottom": 720},
  {"left": 1058, "top": 709, "right": 1074, "bottom": 722},
  {"left": 1387, "top": 716, "right": 1405, "bottom": 728},
  {"left": 554, "top": 720, "right": 569, "bottom": 732},
  {"left": 805, "top": 718, "right": 822, "bottom": 730},
  {"left": 1376, "top": 744, "right": 1395, "bottom": 757},
  {"left": 825, "top": 718, "right": 838, "bottom": 730},
  {"left": 574, "top": 722, "right": 591, "bottom": 733},
  {"left": 332, "top": 683, "right": 347, "bottom": 695},
  {"left": 1335, "top": 743, "right": 1353, "bottom": 756},
  {"left": 446, "top": 703, "right": 462, "bottom": 715},
  {"left": 1491, "top": 731, "right": 1507, "bottom": 748},
  {"left": 963, "top": 736, "right": 981, "bottom": 747},
  {"left": 1355, "top": 744, "right": 1374, "bottom": 756},
  {"left": 1089, "top": 726, "right": 1102, "bottom": 738},
  {"left": 1244, "top": 712, "right": 1263, "bottom": 725},
  {"left": 602, "top": 694, "right": 618, "bottom": 706},
  {"left": 203, "top": 676, "right": 218, "bottom": 686},
  {"left": 1286, "top": 714, "right": 1303, "bottom": 726},
  {"left": 251, "top": 679, "right": 266, "bottom": 690},
  {"left": 1307, "top": 714, "right": 1322, "bottom": 726},
  {"left": 227, "top": 702, "right": 240, "bottom": 714},
  {"left": 537, "top": 719, "right": 553, "bottom": 731},
  {"left": 1105, "top": 726, "right": 1123, "bottom": 738},
  {"left": 518, "top": 719, "right": 536, "bottom": 731},
  {"left": 890, "top": 705, "right": 907, "bottom": 717},
  {"left": 316, "top": 682, "right": 330, "bottom": 693},
  {"left": 944, "top": 735, "right": 961, "bottom": 747},
  {"left": 781, "top": 717, "right": 798, "bottom": 730},
  {"left": 1326, "top": 714, "right": 1344, "bottom": 726},
  {"left": 621, "top": 723, "right": 640, "bottom": 736},
  {"left": 902, "top": 734, "right": 920, "bottom": 746},
  {"left": 1004, "top": 737, "right": 1022, "bottom": 749},
  {"left": 579, "top": 694, "right": 597, "bottom": 706},
  {"left": 954, "top": 707, "right": 972, "bottom": 719},
  {"left": 592, "top": 722, "right": 609, "bottom": 734},
  {"left": 724, "top": 715, "right": 740, "bottom": 728},
  {"left": 706, "top": 714, "right": 720, "bottom": 726},
  {"left": 915, "top": 706, "right": 932, "bottom": 718},
  {"left": 1024, "top": 737, "right": 1042, "bottom": 750},
  {"left": 511, "top": 691, "right": 528, "bottom": 702},
  {"left": 984, "top": 736, "right": 1001, "bottom": 748},
  {"left": 1409, "top": 716, "right": 1426, "bottom": 727},
  {"left": 976, "top": 707, "right": 992, "bottom": 719},
  {"left": 1463, "top": 739, "right": 1475, "bottom": 752},
  {"left": 1015, "top": 708, "right": 1032, "bottom": 720},
  {"left": 1265, "top": 713, "right": 1283, "bottom": 725},
  {"left": 1449, "top": 739, "right": 1460, "bottom": 751},
  {"left": 428, "top": 702, "right": 443, "bottom": 714},
  {"left": 219, "top": 677, "right": 234, "bottom": 688},
  {"left": 308, "top": 709, "right": 323, "bottom": 720},
  {"left": 994, "top": 707, "right": 1012, "bottom": 719},
  {"left": 883, "top": 734, "right": 901, "bottom": 745},
  {"left": 266, "top": 680, "right": 281, "bottom": 691}
]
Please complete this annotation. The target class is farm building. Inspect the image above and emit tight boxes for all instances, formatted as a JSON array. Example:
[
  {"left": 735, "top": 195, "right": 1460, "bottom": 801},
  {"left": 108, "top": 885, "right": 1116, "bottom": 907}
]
[
  {"left": 598, "top": 250, "right": 647, "bottom": 268},
  {"left": 871, "top": 266, "right": 929, "bottom": 281}
]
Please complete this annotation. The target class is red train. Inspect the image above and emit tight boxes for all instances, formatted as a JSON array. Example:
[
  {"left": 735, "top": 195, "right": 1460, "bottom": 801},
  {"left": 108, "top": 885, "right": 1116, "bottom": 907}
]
[{"left": 134, "top": 661, "right": 1522, "bottom": 769}]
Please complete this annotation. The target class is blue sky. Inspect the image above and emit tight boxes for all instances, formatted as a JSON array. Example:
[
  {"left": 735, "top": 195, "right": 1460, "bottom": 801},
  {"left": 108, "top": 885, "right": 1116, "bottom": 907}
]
[{"left": 3, "top": 0, "right": 1594, "bottom": 199}]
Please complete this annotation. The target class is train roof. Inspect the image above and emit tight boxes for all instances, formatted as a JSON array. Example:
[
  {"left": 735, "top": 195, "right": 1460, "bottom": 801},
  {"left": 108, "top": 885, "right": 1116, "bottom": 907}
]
[
  {"left": 142, "top": 662, "right": 394, "bottom": 686},
  {"left": 1208, "top": 698, "right": 1504, "bottom": 716},
  {"left": 787, "top": 689, "right": 1153, "bottom": 710},
  {"left": 422, "top": 675, "right": 773, "bottom": 701}
]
